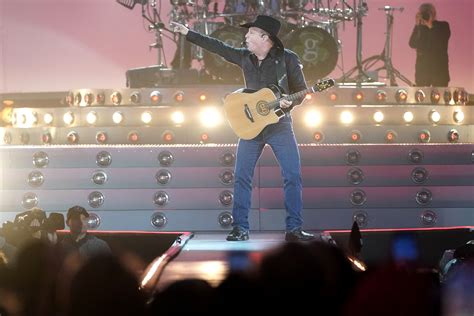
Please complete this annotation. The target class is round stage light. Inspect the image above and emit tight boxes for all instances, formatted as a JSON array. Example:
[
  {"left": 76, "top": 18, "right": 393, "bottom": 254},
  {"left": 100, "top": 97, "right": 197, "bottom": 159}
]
[
  {"left": 353, "top": 91, "right": 364, "bottom": 102},
  {"left": 67, "top": 131, "right": 79, "bottom": 144},
  {"left": 86, "top": 111, "right": 98, "bottom": 125},
  {"left": 153, "top": 191, "right": 169, "bottom": 206},
  {"left": 352, "top": 211, "right": 368, "bottom": 228},
  {"left": 27, "top": 171, "right": 44, "bottom": 187},
  {"left": 43, "top": 113, "right": 54, "bottom": 125},
  {"left": 408, "top": 149, "right": 424, "bottom": 164},
  {"left": 158, "top": 151, "right": 174, "bottom": 166},
  {"left": 418, "top": 130, "right": 431, "bottom": 143},
  {"left": 3, "top": 132, "right": 12, "bottom": 144},
  {"left": 128, "top": 131, "right": 139, "bottom": 143},
  {"left": 130, "top": 92, "right": 141, "bottom": 104},
  {"left": 375, "top": 90, "right": 387, "bottom": 102},
  {"left": 416, "top": 189, "right": 432, "bottom": 205},
  {"left": 431, "top": 89, "right": 441, "bottom": 103},
  {"left": 150, "top": 91, "right": 161, "bottom": 104},
  {"left": 453, "top": 110, "right": 464, "bottom": 123},
  {"left": 220, "top": 152, "right": 235, "bottom": 166},
  {"left": 340, "top": 111, "right": 353, "bottom": 125},
  {"left": 350, "top": 189, "right": 367, "bottom": 206},
  {"left": 403, "top": 111, "right": 414, "bottom": 123},
  {"left": 199, "top": 94, "right": 207, "bottom": 102},
  {"left": 86, "top": 213, "right": 101, "bottom": 229},
  {"left": 171, "top": 111, "right": 185, "bottom": 124},
  {"left": 219, "top": 190, "right": 234, "bottom": 206},
  {"left": 199, "top": 107, "right": 223, "bottom": 128},
  {"left": 443, "top": 90, "right": 451, "bottom": 103},
  {"left": 22, "top": 192, "right": 38, "bottom": 209},
  {"left": 162, "top": 131, "right": 175, "bottom": 143},
  {"left": 313, "top": 131, "right": 324, "bottom": 143},
  {"left": 42, "top": 132, "right": 52, "bottom": 144},
  {"left": 33, "top": 151, "right": 49, "bottom": 168},
  {"left": 151, "top": 212, "right": 167, "bottom": 228},
  {"left": 63, "top": 112, "right": 75, "bottom": 125},
  {"left": 74, "top": 93, "right": 82, "bottom": 106},
  {"left": 447, "top": 129, "right": 459, "bottom": 142},
  {"left": 329, "top": 92, "right": 338, "bottom": 102},
  {"left": 395, "top": 89, "right": 408, "bottom": 103},
  {"left": 156, "top": 170, "right": 172, "bottom": 185},
  {"left": 385, "top": 130, "right": 397, "bottom": 143},
  {"left": 111, "top": 92, "right": 122, "bottom": 105},
  {"left": 174, "top": 91, "right": 184, "bottom": 102},
  {"left": 96, "top": 151, "right": 112, "bottom": 167},
  {"left": 92, "top": 170, "right": 107, "bottom": 185},
  {"left": 20, "top": 132, "right": 30, "bottom": 144},
  {"left": 219, "top": 170, "right": 234, "bottom": 185},
  {"left": 218, "top": 212, "right": 233, "bottom": 227},
  {"left": 411, "top": 167, "right": 428, "bottom": 184},
  {"left": 141, "top": 111, "right": 152, "bottom": 124},
  {"left": 415, "top": 89, "right": 426, "bottom": 103},
  {"left": 350, "top": 130, "right": 361, "bottom": 143},
  {"left": 420, "top": 210, "right": 437, "bottom": 226},
  {"left": 304, "top": 110, "right": 322, "bottom": 127},
  {"left": 453, "top": 90, "right": 460, "bottom": 103},
  {"left": 96, "top": 93, "right": 106, "bottom": 105},
  {"left": 346, "top": 150, "right": 361, "bottom": 165},
  {"left": 88, "top": 191, "right": 104, "bottom": 208},
  {"left": 112, "top": 111, "right": 124, "bottom": 124},
  {"left": 347, "top": 167, "right": 364, "bottom": 185},
  {"left": 429, "top": 110, "right": 441, "bottom": 124},
  {"left": 373, "top": 111, "right": 384, "bottom": 123},
  {"left": 84, "top": 93, "right": 94, "bottom": 106},
  {"left": 200, "top": 132, "right": 209, "bottom": 143},
  {"left": 66, "top": 93, "right": 74, "bottom": 106}
]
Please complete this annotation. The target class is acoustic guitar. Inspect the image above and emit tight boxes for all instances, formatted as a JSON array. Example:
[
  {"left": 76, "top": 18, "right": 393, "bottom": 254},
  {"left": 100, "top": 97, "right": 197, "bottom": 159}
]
[{"left": 223, "top": 78, "right": 335, "bottom": 140}]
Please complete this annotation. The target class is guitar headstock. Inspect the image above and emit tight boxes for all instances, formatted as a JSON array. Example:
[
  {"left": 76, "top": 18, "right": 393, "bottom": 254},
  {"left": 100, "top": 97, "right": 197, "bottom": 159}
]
[{"left": 313, "top": 78, "right": 336, "bottom": 92}]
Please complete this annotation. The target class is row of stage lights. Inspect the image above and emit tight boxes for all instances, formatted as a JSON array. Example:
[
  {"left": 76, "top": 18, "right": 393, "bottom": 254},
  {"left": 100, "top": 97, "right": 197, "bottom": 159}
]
[
  {"left": 65, "top": 88, "right": 469, "bottom": 107},
  {"left": 10, "top": 107, "right": 467, "bottom": 129},
  {"left": 2, "top": 126, "right": 462, "bottom": 145}
]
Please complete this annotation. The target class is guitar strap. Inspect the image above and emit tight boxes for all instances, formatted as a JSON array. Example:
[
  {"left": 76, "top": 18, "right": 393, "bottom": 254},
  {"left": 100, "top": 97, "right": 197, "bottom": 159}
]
[{"left": 275, "top": 50, "right": 289, "bottom": 95}]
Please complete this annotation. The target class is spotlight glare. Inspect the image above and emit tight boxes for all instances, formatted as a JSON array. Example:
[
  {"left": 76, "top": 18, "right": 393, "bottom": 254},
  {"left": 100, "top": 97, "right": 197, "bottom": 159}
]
[
  {"left": 429, "top": 110, "right": 441, "bottom": 123},
  {"left": 453, "top": 110, "right": 464, "bottom": 123},
  {"left": 340, "top": 111, "right": 353, "bottom": 124},
  {"left": 403, "top": 111, "right": 414, "bottom": 123},
  {"left": 373, "top": 111, "right": 384, "bottom": 123},
  {"left": 304, "top": 110, "right": 322, "bottom": 127},
  {"left": 63, "top": 111, "right": 75, "bottom": 125},
  {"left": 199, "top": 107, "right": 223, "bottom": 128},
  {"left": 112, "top": 111, "right": 124, "bottom": 124},
  {"left": 141, "top": 111, "right": 152, "bottom": 124},
  {"left": 43, "top": 113, "right": 54, "bottom": 125},
  {"left": 171, "top": 111, "right": 185, "bottom": 124},
  {"left": 86, "top": 111, "right": 98, "bottom": 125}
]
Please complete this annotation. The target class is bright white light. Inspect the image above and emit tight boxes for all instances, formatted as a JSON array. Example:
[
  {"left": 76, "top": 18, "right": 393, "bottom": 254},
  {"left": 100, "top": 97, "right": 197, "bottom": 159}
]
[
  {"left": 429, "top": 110, "right": 441, "bottom": 123},
  {"left": 112, "top": 111, "right": 124, "bottom": 124},
  {"left": 199, "top": 107, "right": 223, "bottom": 128},
  {"left": 171, "top": 111, "right": 185, "bottom": 124},
  {"left": 43, "top": 113, "right": 54, "bottom": 125},
  {"left": 373, "top": 111, "right": 384, "bottom": 123},
  {"left": 13, "top": 109, "right": 37, "bottom": 128},
  {"left": 340, "top": 111, "right": 354, "bottom": 124},
  {"left": 63, "top": 112, "right": 75, "bottom": 125},
  {"left": 304, "top": 110, "right": 322, "bottom": 127},
  {"left": 86, "top": 111, "right": 98, "bottom": 125},
  {"left": 403, "top": 111, "right": 414, "bottom": 123},
  {"left": 141, "top": 111, "right": 152, "bottom": 124},
  {"left": 453, "top": 110, "right": 464, "bottom": 123}
]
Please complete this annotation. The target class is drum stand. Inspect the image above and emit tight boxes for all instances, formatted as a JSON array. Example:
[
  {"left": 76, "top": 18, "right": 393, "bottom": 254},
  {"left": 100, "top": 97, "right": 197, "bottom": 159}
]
[{"left": 363, "top": 6, "right": 413, "bottom": 86}]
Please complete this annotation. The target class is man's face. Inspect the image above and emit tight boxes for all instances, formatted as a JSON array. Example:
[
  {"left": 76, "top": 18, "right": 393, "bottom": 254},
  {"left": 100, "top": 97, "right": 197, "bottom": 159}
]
[
  {"left": 68, "top": 214, "right": 88, "bottom": 235},
  {"left": 245, "top": 27, "right": 267, "bottom": 52}
]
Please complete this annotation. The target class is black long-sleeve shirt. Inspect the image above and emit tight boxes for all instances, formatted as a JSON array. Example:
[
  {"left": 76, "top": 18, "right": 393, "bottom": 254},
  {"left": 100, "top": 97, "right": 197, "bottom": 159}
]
[
  {"left": 409, "top": 21, "right": 450, "bottom": 86},
  {"left": 186, "top": 30, "right": 308, "bottom": 110}
]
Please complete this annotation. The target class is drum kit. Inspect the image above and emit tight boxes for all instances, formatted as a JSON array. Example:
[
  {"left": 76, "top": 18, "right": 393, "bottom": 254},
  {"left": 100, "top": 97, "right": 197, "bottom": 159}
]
[{"left": 169, "top": 0, "right": 358, "bottom": 83}]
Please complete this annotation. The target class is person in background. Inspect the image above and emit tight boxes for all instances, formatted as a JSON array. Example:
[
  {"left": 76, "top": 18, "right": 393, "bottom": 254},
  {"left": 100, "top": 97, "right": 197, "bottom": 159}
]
[
  {"left": 409, "top": 3, "right": 450, "bottom": 87},
  {"left": 61, "top": 206, "right": 111, "bottom": 258}
]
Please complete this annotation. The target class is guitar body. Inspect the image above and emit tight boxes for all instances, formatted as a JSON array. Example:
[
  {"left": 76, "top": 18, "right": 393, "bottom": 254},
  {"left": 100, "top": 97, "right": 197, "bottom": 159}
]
[
  {"left": 223, "top": 86, "right": 284, "bottom": 140},
  {"left": 223, "top": 79, "right": 335, "bottom": 140}
]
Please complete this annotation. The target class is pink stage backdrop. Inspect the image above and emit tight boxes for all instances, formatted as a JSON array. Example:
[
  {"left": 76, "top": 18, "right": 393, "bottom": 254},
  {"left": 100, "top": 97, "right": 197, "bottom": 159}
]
[{"left": 0, "top": 0, "right": 472, "bottom": 93}]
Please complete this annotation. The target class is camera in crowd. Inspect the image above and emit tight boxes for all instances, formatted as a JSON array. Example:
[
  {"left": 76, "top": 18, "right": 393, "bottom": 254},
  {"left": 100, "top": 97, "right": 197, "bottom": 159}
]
[{"left": 0, "top": 208, "right": 65, "bottom": 247}]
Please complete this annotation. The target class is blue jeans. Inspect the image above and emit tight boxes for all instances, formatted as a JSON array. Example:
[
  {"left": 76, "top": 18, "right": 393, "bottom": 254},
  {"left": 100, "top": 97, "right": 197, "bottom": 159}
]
[{"left": 232, "top": 117, "right": 303, "bottom": 231}]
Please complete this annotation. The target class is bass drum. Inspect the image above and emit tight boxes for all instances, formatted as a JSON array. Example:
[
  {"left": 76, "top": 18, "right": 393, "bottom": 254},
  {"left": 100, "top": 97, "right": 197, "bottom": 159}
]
[
  {"left": 203, "top": 25, "right": 247, "bottom": 83},
  {"left": 284, "top": 26, "right": 338, "bottom": 81}
]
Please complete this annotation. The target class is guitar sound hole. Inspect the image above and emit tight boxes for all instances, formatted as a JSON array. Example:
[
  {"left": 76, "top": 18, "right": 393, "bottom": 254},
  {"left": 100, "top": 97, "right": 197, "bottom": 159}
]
[{"left": 256, "top": 101, "right": 270, "bottom": 116}]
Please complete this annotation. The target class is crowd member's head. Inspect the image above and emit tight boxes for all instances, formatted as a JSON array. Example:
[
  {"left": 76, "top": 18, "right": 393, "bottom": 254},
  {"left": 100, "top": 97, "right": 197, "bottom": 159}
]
[{"left": 66, "top": 206, "right": 90, "bottom": 236}]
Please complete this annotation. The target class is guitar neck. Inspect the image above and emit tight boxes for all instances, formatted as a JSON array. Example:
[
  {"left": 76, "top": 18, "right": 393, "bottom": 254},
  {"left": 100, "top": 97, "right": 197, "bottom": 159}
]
[{"left": 268, "top": 87, "right": 313, "bottom": 109}]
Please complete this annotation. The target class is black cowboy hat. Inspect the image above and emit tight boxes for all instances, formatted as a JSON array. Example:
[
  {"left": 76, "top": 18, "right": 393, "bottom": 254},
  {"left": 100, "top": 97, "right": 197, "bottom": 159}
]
[{"left": 240, "top": 15, "right": 284, "bottom": 49}]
